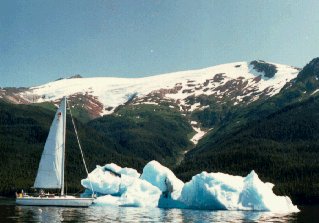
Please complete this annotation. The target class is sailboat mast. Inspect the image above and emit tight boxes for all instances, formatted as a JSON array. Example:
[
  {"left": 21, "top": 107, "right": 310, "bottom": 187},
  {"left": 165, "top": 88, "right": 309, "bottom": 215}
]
[
  {"left": 61, "top": 97, "right": 67, "bottom": 196},
  {"left": 67, "top": 99, "right": 95, "bottom": 197}
]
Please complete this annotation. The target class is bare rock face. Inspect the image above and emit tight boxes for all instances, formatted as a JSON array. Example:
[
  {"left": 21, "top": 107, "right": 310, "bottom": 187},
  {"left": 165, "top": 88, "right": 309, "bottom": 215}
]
[
  {"left": 213, "top": 73, "right": 225, "bottom": 82},
  {"left": 0, "top": 87, "right": 33, "bottom": 104},
  {"left": 250, "top": 60, "right": 277, "bottom": 78},
  {"left": 68, "top": 74, "right": 83, "bottom": 79},
  {"left": 67, "top": 93, "right": 104, "bottom": 119}
]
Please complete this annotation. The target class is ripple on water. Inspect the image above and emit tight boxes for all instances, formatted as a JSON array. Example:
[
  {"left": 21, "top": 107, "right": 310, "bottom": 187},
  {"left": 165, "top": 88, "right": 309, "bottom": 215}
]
[{"left": 0, "top": 199, "right": 304, "bottom": 223}]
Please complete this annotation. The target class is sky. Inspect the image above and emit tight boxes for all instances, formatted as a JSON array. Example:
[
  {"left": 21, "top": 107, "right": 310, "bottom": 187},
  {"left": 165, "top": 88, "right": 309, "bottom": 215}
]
[{"left": 1, "top": 0, "right": 319, "bottom": 87}]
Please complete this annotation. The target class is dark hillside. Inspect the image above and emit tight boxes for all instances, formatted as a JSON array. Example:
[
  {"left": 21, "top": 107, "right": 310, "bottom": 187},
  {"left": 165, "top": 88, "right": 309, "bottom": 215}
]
[
  {"left": 176, "top": 96, "right": 319, "bottom": 204},
  {"left": 88, "top": 104, "right": 193, "bottom": 166},
  {"left": 0, "top": 101, "right": 144, "bottom": 196}
]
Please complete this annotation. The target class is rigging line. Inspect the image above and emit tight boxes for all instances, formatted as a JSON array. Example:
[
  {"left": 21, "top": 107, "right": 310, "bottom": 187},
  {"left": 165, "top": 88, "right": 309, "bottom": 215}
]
[
  {"left": 66, "top": 99, "right": 95, "bottom": 197},
  {"left": 71, "top": 188, "right": 85, "bottom": 196}
]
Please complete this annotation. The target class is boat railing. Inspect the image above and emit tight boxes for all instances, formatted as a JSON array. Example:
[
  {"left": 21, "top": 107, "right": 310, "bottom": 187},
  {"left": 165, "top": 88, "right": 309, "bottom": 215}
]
[{"left": 16, "top": 192, "right": 58, "bottom": 198}]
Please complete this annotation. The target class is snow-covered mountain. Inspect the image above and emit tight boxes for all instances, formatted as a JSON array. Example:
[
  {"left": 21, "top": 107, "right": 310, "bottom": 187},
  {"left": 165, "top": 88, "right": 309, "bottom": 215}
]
[{"left": 0, "top": 60, "right": 299, "bottom": 118}]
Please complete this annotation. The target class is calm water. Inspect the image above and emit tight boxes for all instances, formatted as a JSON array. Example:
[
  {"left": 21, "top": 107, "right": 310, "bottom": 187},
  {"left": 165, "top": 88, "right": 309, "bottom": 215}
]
[{"left": 0, "top": 199, "right": 318, "bottom": 222}]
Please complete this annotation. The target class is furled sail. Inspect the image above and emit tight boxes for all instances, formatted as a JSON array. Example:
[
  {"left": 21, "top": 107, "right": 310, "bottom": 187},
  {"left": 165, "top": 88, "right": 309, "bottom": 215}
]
[{"left": 33, "top": 97, "right": 66, "bottom": 189}]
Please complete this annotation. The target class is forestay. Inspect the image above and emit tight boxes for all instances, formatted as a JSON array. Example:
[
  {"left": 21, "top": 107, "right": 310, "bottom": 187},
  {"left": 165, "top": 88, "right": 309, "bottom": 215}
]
[{"left": 33, "top": 98, "right": 66, "bottom": 189}]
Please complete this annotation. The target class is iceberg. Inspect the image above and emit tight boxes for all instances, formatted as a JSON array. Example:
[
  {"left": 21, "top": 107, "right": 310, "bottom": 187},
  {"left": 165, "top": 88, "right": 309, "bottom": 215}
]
[
  {"left": 103, "top": 163, "right": 140, "bottom": 178},
  {"left": 118, "top": 178, "right": 161, "bottom": 207},
  {"left": 179, "top": 171, "right": 244, "bottom": 210},
  {"left": 141, "top": 160, "right": 184, "bottom": 199},
  {"left": 81, "top": 165, "right": 121, "bottom": 195},
  {"left": 238, "top": 170, "right": 299, "bottom": 212},
  {"left": 82, "top": 161, "right": 299, "bottom": 212},
  {"left": 93, "top": 178, "right": 161, "bottom": 207},
  {"left": 81, "top": 163, "right": 161, "bottom": 207},
  {"left": 81, "top": 163, "right": 140, "bottom": 195},
  {"left": 179, "top": 170, "right": 299, "bottom": 212}
]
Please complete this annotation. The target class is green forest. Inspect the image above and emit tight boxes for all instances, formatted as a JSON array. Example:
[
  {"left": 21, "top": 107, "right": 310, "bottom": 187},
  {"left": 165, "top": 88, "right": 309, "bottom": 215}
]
[{"left": 0, "top": 101, "right": 192, "bottom": 196}]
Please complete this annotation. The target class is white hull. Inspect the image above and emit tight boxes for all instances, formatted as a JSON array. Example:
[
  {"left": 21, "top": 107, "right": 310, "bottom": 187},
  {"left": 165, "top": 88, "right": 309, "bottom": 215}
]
[{"left": 16, "top": 196, "right": 94, "bottom": 207}]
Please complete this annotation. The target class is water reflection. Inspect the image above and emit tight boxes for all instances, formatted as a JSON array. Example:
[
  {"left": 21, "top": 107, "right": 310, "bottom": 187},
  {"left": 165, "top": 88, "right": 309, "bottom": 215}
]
[
  {"left": 163, "top": 209, "right": 297, "bottom": 223},
  {"left": 0, "top": 200, "right": 301, "bottom": 223}
]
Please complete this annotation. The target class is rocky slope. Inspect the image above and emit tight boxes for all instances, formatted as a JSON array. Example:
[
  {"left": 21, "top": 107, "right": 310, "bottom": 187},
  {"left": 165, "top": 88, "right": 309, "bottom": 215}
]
[{"left": 0, "top": 61, "right": 299, "bottom": 117}]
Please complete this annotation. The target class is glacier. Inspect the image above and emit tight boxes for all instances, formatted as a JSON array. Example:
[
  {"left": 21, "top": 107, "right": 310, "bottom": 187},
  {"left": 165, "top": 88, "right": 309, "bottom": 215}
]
[
  {"left": 81, "top": 161, "right": 299, "bottom": 212},
  {"left": 24, "top": 61, "right": 299, "bottom": 115}
]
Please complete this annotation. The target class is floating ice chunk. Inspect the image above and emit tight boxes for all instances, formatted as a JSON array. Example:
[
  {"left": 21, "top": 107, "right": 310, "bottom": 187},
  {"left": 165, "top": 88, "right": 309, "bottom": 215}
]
[
  {"left": 238, "top": 170, "right": 299, "bottom": 212},
  {"left": 81, "top": 165, "right": 121, "bottom": 195},
  {"left": 179, "top": 170, "right": 299, "bottom": 212},
  {"left": 94, "top": 195, "right": 121, "bottom": 206},
  {"left": 93, "top": 178, "right": 161, "bottom": 207},
  {"left": 179, "top": 171, "right": 243, "bottom": 210},
  {"left": 103, "top": 163, "right": 140, "bottom": 178},
  {"left": 141, "top": 160, "right": 184, "bottom": 199},
  {"left": 82, "top": 163, "right": 161, "bottom": 207},
  {"left": 83, "top": 161, "right": 299, "bottom": 212},
  {"left": 119, "top": 178, "right": 161, "bottom": 207},
  {"left": 81, "top": 163, "right": 140, "bottom": 195}
]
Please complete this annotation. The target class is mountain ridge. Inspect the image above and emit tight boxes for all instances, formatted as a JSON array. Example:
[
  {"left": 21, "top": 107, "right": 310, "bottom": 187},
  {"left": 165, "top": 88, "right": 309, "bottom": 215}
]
[{"left": 0, "top": 61, "right": 299, "bottom": 117}]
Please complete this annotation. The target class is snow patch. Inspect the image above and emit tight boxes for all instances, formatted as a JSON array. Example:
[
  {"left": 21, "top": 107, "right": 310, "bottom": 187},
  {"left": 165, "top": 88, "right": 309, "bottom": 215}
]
[
  {"left": 189, "top": 103, "right": 201, "bottom": 112},
  {"left": 198, "top": 105, "right": 209, "bottom": 110},
  {"left": 190, "top": 126, "right": 207, "bottom": 145},
  {"left": 311, "top": 89, "right": 319, "bottom": 95},
  {"left": 142, "top": 101, "right": 158, "bottom": 105}
]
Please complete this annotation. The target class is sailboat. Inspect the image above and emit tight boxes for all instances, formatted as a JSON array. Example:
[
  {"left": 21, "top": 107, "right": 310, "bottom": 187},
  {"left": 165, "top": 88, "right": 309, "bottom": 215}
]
[{"left": 16, "top": 97, "right": 95, "bottom": 207}]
